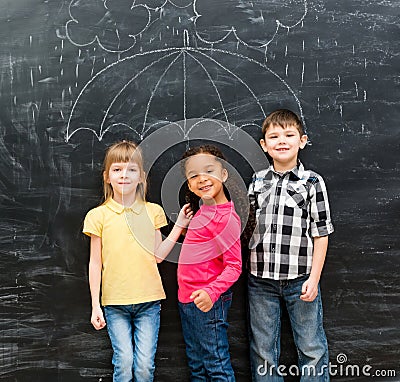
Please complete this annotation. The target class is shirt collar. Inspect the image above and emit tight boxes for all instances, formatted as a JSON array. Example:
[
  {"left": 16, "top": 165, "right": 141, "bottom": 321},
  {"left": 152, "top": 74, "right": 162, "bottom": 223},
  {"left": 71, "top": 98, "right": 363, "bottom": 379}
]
[
  {"left": 270, "top": 161, "right": 304, "bottom": 180},
  {"left": 200, "top": 200, "right": 234, "bottom": 211},
  {"left": 105, "top": 198, "right": 145, "bottom": 215}
]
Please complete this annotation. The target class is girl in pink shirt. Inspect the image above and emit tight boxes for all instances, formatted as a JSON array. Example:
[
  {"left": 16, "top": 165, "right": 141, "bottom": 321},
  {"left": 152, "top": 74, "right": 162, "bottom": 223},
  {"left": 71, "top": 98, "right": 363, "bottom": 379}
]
[{"left": 178, "top": 145, "right": 242, "bottom": 381}]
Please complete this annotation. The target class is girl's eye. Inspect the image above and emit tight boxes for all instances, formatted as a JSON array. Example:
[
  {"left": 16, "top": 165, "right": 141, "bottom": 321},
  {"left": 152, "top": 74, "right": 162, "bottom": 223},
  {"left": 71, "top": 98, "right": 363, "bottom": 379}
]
[{"left": 189, "top": 175, "right": 197, "bottom": 179}]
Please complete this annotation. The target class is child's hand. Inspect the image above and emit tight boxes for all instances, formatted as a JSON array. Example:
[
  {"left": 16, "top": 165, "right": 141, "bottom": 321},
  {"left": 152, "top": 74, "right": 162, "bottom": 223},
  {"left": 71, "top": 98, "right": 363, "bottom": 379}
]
[
  {"left": 176, "top": 203, "right": 193, "bottom": 228},
  {"left": 91, "top": 306, "right": 106, "bottom": 330},
  {"left": 300, "top": 277, "right": 319, "bottom": 302},
  {"left": 190, "top": 289, "right": 213, "bottom": 312}
]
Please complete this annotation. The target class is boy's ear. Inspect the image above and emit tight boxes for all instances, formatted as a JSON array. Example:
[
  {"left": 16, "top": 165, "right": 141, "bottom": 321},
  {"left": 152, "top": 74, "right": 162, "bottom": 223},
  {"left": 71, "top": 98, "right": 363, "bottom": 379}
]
[
  {"left": 300, "top": 134, "right": 308, "bottom": 149},
  {"left": 260, "top": 138, "right": 268, "bottom": 153}
]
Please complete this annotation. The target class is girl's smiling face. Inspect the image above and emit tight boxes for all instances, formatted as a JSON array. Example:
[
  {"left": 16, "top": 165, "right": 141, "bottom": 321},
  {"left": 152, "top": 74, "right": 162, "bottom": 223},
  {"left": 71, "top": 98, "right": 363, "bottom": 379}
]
[{"left": 185, "top": 153, "right": 228, "bottom": 205}]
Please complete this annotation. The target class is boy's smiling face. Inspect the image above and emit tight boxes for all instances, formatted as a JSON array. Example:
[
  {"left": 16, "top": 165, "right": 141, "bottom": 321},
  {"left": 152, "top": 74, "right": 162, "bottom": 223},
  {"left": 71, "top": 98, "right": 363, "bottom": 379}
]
[{"left": 260, "top": 123, "right": 308, "bottom": 172}]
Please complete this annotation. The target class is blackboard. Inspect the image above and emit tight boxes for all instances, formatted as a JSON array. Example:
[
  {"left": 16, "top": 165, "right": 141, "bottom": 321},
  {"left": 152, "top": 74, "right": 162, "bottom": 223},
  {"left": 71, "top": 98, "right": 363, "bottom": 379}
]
[{"left": 0, "top": 0, "right": 399, "bottom": 381}]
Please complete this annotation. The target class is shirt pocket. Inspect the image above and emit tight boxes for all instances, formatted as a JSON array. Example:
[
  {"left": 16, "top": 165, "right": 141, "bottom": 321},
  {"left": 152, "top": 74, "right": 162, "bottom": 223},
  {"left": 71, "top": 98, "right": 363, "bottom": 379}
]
[
  {"left": 285, "top": 184, "right": 309, "bottom": 209},
  {"left": 254, "top": 181, "right": 274, "bottom": 210}
]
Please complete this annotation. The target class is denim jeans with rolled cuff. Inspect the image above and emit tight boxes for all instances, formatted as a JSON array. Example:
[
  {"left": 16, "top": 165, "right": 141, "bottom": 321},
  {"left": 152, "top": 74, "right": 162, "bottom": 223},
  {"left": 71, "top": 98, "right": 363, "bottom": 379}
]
[{"left": 104, "top": 300, "right": 161, "bottom": 382}]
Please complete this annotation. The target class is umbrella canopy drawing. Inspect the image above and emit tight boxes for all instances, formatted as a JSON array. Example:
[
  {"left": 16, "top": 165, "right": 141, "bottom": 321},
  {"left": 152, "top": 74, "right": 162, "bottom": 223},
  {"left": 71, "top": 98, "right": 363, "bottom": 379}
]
[{"left": 65, "top": 45, "right": 305, "bottom": 142}]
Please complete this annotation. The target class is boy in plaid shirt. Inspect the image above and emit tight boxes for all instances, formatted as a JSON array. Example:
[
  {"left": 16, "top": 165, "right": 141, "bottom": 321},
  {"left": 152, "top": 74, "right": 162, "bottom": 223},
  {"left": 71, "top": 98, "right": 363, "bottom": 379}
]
[{"left": 248, "top": 109, "right": 334, "bottom": 381}]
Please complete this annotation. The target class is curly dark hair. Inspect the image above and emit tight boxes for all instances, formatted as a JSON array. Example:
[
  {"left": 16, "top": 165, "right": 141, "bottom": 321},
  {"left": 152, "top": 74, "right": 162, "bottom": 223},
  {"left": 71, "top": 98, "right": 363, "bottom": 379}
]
[{"left": 180, "top": 144, "right": 254, "bottom": 244}]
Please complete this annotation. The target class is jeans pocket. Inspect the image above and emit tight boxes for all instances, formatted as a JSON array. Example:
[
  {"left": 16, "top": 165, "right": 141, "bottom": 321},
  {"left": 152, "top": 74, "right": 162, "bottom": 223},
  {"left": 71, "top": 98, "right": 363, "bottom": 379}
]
[
  {"left": 220, "top": 291, "right": 232, "bottom": 322},
  {"left": 221, "top": 290, "right": 232, "bottom": 303}
]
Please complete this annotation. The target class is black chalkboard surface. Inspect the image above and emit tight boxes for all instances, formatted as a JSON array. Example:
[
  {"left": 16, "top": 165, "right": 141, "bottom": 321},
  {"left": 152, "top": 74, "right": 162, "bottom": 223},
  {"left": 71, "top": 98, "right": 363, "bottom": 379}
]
[{"left": 0, "top": 1, "right": 399, "bottom": 381}]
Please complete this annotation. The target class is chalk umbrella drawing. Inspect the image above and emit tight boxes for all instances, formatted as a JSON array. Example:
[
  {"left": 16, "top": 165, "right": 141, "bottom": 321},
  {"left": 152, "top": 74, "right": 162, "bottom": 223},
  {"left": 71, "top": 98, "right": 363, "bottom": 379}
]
[{"left": 63, "top": 0, "right": 308, "bottom": 142}]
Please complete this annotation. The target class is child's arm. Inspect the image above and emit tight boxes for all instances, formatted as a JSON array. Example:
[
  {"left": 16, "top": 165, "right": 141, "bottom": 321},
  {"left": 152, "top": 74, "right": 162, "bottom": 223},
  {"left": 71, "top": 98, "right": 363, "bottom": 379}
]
[
  {"left": 89, "top": 234, "right": 106, "bottom": 330},
  {"left": 190, "top": 238, "right": 242, "bottom": 312},
  {"left": 301, "top": 235, "right": 328, "bottom": 302},
  {"left": 154, "top": 203, "right": 193, "bottom": 263},
  {"left": 191, "top": 241, "right": 242, "bottom": 312},
  {"left": 191, "top": 216, "right": 242, "bottom": 312},
  {"left": 302, "top": 174, "right": 334, "bottom": 302}
]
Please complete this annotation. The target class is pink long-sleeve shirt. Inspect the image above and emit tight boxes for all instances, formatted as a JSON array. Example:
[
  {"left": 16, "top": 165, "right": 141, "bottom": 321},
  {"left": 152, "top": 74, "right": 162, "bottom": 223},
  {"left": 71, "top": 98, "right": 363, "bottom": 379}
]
[{"left": 177, "top": 201, "right": 242, "bottom": 303}]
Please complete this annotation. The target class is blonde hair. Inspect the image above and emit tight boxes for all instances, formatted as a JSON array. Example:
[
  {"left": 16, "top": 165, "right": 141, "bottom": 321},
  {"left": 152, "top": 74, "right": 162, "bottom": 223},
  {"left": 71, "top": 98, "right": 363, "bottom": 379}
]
[{"left": 102, "top": 141, "right": 147, "bottom": 203}]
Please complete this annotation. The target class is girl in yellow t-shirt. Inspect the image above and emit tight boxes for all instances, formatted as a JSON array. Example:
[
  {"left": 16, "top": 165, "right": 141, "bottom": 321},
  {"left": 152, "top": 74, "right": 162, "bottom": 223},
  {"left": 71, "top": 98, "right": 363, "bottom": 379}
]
[{"left": 83, "top": 141, "right": 192, "bottom": 382}]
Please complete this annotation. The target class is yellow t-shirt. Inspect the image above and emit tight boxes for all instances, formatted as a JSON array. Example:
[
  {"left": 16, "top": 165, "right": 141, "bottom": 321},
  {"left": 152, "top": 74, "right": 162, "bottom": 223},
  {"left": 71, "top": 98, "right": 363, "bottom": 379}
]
[{"left": 83, "top": 198, "right": 167, "bottom": 306}]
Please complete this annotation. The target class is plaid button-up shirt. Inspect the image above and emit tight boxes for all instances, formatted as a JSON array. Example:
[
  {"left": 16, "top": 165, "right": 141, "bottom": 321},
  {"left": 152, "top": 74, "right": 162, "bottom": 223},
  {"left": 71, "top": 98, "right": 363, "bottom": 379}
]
[{"left": 248, "top": 162, "right": 334, "bottom": 280}]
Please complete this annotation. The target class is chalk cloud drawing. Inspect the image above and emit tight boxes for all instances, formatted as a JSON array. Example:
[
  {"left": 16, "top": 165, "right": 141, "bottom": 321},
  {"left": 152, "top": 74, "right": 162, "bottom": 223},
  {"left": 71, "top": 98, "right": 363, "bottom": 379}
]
[
  {"left": 66, "top": 0, "right": 150, "bottom": 53},
  {"left": 66, "top": 0, "right": 195, "bottom": 53},
  {"left": 63, "top": 0, "right": 308, "bottom": 142},
  {"left": 194, "top": 0, "right": 307, "bottom": 48}
]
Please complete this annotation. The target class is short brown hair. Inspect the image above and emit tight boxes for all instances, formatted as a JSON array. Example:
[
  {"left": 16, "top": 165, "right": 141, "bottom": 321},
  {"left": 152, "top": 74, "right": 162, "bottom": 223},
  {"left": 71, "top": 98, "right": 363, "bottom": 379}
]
[{"left": 262, "top": 109, "right": 304, "bottom": 136}]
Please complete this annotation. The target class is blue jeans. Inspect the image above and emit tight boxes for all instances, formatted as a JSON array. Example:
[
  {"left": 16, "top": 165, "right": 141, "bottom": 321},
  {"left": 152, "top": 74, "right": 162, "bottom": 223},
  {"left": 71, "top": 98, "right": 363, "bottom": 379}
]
[
  {"left": 104, "top": 301, "right": 161, "bottom": 382},
  {"left": 178, "top": 290, "right": 235, "bottom": 381},
  {"left": 248, "top": 274, "right": 329, "bottom": 382}
]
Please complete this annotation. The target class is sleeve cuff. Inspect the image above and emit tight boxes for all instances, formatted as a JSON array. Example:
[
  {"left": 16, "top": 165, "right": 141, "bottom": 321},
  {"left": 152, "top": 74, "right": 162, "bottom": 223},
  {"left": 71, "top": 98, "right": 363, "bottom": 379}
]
[
  {"left": 82, "top": 229, "right": 101, "bottom": 237},
  {"left": 310, "top": 220, "right": 334, "bottom": 237}
]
